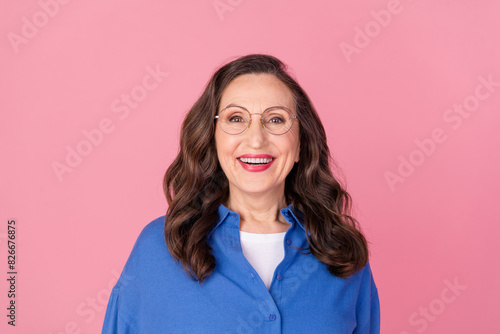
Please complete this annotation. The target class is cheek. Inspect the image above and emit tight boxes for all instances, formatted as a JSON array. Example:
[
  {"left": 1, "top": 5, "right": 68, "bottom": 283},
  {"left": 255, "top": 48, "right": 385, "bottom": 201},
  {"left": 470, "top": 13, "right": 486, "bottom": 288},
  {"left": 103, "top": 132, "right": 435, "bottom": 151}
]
[
  {"left": 290, "top": 129, "right": 300, "bottom": 161},
  {"left": 294, "top": 135, "right": 300, "bottom": 161},
  {"left": 281, "top": 131, "right": 300, "bottom": 160},
  {"left": 215, "top": 131, "right": 237, "bottom": 166}
]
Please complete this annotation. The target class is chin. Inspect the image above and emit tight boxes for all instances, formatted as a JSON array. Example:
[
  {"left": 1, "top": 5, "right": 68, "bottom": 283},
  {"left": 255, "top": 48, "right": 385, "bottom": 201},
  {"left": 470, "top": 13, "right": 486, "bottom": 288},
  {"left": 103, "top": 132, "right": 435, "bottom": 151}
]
[{"left": 235, "top": 182, "right": 281, "bottom": 196}]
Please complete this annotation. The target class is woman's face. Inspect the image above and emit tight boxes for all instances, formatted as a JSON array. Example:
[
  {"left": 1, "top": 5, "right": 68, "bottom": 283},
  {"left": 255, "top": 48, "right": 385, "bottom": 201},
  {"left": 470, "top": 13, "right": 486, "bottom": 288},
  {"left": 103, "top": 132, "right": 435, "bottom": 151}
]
[{"left": 215, "top": 73, "right": 300, "bottom": 201}]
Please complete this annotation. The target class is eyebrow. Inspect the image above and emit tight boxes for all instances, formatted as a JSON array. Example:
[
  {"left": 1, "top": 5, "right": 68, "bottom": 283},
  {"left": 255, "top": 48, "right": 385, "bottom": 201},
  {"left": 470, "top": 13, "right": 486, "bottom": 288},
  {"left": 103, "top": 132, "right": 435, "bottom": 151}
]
[{"left": 221, "top": 103, "right": 293, "bottom": 113}]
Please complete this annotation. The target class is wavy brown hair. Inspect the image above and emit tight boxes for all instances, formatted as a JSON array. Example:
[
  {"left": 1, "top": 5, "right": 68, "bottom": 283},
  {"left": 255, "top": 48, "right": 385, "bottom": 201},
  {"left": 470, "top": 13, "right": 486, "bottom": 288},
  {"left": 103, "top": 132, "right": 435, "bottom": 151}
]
[{"left": 163, "top": 54, "right": 368, "bottom": 283}]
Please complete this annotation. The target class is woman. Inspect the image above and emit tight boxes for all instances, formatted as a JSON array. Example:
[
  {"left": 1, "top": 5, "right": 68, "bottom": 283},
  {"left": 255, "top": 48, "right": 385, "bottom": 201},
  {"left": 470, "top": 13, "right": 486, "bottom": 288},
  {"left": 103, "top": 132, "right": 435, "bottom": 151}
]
[{"left": 102, "top": 54, "right": 380, "bottom": 333}]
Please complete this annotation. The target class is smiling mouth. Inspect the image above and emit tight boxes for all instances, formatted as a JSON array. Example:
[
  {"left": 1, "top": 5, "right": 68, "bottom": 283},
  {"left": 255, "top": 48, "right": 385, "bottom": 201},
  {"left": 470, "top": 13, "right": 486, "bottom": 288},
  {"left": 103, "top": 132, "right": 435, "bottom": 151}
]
[{"left": 237, "top": 157, "right": 274, "bottom": 166}]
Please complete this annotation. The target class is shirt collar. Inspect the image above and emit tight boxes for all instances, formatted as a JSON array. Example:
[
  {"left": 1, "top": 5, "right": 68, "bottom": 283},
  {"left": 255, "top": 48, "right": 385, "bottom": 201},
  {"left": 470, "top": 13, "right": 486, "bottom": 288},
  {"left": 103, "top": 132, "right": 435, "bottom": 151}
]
[{"left": 212, "top": 203, "right": 306, "bottom": 234}]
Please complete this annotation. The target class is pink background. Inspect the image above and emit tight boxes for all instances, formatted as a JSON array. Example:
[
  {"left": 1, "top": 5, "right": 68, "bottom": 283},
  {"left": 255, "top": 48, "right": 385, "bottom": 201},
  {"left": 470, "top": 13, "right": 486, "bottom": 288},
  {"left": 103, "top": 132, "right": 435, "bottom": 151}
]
[{"left": 1, "top": 0, "right": 499, "bottom": 333}]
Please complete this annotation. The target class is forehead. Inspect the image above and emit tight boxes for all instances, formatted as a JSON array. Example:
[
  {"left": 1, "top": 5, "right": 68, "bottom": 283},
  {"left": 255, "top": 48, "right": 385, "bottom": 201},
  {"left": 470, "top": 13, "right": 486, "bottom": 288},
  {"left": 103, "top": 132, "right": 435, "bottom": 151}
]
[{"left": 220, "top": 74, "right": 294, "bottom": 110}]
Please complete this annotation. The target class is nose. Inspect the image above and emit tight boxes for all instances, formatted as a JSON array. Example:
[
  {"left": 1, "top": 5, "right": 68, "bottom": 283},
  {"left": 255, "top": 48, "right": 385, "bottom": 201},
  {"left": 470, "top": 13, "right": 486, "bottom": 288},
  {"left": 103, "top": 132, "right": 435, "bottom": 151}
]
[
  {"left": 248, "top": 112, "right": 265, "bottom": 129},
  {"left": 245, "top": 113, "right": 267, "bottom": 147}
]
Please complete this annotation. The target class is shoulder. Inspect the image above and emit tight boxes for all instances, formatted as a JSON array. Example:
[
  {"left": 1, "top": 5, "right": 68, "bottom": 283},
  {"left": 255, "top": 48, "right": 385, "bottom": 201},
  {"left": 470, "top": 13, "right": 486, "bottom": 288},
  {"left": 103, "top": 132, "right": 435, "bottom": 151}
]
[
  {"left": 114, "top": 216, "right": 173, "bottom": 286},
  {"left": 134, "top": 215, "right": 166, "bottom": 249},
  {"left": 348, "top": 261, "right": 377, "bottom": 290},
  {"left": 347, "top": 261, "right": 379, "bottom": 313},
  {"left": 354, "top": 261, "right": 375, "bottom": 279},
  {"left": 102, "top": 216, "right": 171, "bottom": 331},
  {"left": 125, "top": 216, "right": 167, "bottom": 261}
]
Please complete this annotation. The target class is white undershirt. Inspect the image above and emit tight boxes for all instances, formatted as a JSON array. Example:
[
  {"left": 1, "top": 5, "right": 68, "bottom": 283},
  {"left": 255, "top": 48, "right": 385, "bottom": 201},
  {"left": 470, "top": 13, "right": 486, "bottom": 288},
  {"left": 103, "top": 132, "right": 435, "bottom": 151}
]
[{"left": 239, "top": 231, "right": 286, "bottom": 290}]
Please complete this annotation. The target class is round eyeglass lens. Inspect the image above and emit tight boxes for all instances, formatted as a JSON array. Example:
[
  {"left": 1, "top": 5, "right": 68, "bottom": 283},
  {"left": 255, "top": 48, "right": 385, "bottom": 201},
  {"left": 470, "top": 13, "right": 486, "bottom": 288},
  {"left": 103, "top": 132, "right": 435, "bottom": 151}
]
[
  {"left": 218, "top": 106, "right": 250, "bottom": 135},
  {"left": 261, "top": 107, "right": 294, "bottom": 134}
]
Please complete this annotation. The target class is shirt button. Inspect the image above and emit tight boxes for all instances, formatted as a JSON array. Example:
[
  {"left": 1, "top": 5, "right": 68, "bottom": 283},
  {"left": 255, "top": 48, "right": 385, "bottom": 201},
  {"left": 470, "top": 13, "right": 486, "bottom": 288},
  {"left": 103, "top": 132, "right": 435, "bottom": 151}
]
[
  {"left": 269, "top": 314, "right": 276, "bottom": 321},
  {"left": 277, "top": 274, "right": 283, "bottom": 281},
  {"left": 286, "top": 239, "right": 292, "bottom": 245}
]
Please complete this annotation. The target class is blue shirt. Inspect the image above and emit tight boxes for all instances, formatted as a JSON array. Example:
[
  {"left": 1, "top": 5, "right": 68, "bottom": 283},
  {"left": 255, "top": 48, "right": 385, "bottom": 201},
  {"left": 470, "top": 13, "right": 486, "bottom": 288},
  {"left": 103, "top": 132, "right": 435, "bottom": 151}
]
[{"left": 102, "top": 204, "right": 380, "bottom": 333}]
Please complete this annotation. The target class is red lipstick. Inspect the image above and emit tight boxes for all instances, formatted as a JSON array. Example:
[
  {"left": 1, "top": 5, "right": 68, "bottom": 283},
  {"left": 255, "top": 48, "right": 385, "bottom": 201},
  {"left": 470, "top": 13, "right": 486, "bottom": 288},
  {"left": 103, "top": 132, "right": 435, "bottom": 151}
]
[{"left": 237, "top": 154, "right": 275, "bottom": 172}]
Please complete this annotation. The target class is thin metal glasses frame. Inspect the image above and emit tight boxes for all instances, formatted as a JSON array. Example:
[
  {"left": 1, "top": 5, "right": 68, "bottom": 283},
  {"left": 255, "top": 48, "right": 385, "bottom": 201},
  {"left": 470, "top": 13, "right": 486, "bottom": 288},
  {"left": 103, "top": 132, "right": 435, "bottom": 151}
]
[{"left": 214, "top": 105, "right": 297, "bottom": 135}]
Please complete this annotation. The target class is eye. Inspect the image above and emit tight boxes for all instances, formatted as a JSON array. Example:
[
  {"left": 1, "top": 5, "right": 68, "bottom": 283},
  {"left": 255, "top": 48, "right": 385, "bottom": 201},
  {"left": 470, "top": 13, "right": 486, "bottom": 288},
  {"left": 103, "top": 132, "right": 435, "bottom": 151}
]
[
  {"left": 263, "top": 108, "right": 290, "bottom": 125},
  {"left": 228, "top": 115, "right": 245, "bottom": 123},
  {"left": 268, "top": 116, "right": 285, "bottom": 124}
]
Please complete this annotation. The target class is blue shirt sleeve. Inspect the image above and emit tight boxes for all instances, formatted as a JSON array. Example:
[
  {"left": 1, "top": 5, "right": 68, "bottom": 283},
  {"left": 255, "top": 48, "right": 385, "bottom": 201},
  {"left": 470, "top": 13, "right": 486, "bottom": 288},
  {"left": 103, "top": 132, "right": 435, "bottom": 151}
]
[
  {"left": 101, "top": 282, "right": 137, "bottom": 333},
  {"left": 354, "top": 262, "right": 381, "bottom": 334}
]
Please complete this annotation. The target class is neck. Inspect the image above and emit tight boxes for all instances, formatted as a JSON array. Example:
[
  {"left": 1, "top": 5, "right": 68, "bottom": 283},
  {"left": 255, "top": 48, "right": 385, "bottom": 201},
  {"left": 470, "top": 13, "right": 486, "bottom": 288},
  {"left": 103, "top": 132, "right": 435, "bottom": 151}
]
[{"left": 226, "top": 188, "right": 290, "bottom": 233}]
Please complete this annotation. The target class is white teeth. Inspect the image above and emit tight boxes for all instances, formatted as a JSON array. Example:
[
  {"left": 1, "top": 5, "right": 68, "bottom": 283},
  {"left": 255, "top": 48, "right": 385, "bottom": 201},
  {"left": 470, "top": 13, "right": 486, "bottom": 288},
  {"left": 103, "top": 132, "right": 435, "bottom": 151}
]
[{"left": 239, "top": 157, "right": 273, "bottom": 164}]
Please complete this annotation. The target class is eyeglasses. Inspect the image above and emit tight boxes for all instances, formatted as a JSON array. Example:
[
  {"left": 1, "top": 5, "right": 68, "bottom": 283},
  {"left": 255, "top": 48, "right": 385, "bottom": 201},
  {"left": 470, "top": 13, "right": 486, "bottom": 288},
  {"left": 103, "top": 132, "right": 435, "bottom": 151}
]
[{"left": 215, "top": 105, "right": 297, "bottom": 135}]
